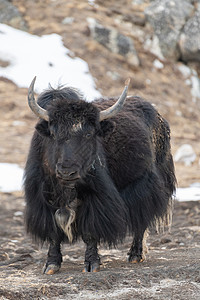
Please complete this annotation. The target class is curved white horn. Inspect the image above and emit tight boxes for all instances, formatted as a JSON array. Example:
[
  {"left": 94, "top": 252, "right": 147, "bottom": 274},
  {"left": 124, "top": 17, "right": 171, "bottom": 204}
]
[
  {"left": 28, "top": 76, "right": 49, "bottom": 121},
  {"left": 99, "top": 78, "right": 130, "bottom": 121}
]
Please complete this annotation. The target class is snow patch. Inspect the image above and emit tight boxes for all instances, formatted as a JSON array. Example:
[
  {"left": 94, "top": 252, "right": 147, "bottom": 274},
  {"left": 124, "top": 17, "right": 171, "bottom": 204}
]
[
  {"left": 0, "top": 163, "right": 23, "bottom": 193},
  {"left": 176, "top": 184, "right": 200, "bottom": 201},
  {"left": 0, "top": 23, "right": 101, "bottom": 101}
]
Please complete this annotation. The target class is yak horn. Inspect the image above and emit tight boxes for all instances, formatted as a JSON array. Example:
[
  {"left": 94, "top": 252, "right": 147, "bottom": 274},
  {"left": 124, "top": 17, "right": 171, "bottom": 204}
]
[
  {"left": 28, "top": 76, "right": 49, "bottom": 121},
  {"left": 99, "top": 78, "right": 130, "bottom": 121}
]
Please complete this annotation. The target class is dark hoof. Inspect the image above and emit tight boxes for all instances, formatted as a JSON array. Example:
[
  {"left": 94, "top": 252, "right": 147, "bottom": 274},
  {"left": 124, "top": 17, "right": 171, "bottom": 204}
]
[
  {"left": 127, "top": 254, "right": 144, "bottom": 264},
  {"left": 42, "top": 263, "right": 60, "bottom": 275},
  {"left": 82, "top": 262, "right": 100, "bottom": 273}
]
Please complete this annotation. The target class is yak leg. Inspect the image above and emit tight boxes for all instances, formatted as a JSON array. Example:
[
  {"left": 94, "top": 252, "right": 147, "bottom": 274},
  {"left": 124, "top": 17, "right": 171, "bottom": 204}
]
[
  {"left": 82, "top": 234, "right": 100, "bottom": 272},
  {"left": 127, "top": 228, "right": 146, "bottom": 263},
  {"left": 43, "top": 237, "right": 62, "bottom": 275}
]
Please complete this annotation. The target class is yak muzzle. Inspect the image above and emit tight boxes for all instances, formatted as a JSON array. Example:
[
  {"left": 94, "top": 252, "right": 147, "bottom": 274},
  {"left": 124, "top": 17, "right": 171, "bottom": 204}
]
[{"left": 56, "top": 164, "right": 81, "bottom": 182}]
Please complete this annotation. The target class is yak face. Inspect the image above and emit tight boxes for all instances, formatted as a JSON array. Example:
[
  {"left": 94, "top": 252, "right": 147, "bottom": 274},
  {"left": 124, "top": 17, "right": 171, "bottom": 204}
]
[
  {"left": 36, "top": 98, "right": 114, "bottom": 185},
  {"left": 28, "top": 78, "right": 129, "bottom": 185}
]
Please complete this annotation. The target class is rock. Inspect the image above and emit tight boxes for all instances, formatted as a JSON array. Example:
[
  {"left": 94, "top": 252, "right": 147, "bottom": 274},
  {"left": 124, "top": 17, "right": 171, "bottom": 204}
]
[
  {"left": 145, "top": 0, "right": 194, "bottom": 60},
  {"left": 62, "top": 17, "right": 74, "bottom": 25},
  {"left": 174, "top": 144, "right": 196, "bottom": 166},
  {"left": 177, "top": 63, "right": 191, "bottom": 78},
  {"left": 177, "top": 64, "right": 200, "bottom": 101},
  {"left": 87, "top": 18, "right": 140, "bottom": 66},
  {"left": 153, "top": 59, "right": 164, "bottom": 69},
  {"left": 190, "top": 73, "right": 200, "bottom": 101},
  {"left": 144, "top": 35, "right": 165, "bottom": 60},
  {"left": 0, "top": 251, "right": 9, "bottom": 261},
  {"left": 179, "top": 10, "right": 200, "bottom": 62},
  {"left": 0, "top": 0, "right": 27, "bottom": 30}
]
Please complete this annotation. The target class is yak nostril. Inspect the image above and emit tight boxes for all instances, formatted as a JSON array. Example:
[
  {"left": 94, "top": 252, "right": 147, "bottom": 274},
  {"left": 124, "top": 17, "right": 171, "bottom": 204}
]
[
  {"left": 68, "top": 171, "right": 77, "bottom": 177},
  {"left": 56, "top": 166, "right": 79, "bottom": 179}
]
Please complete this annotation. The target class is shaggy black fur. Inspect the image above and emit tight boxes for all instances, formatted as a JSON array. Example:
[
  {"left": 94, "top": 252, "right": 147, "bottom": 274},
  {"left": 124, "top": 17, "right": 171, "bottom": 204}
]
[{"left": 24, "top": 86, "right": 176, "bottom": 273}]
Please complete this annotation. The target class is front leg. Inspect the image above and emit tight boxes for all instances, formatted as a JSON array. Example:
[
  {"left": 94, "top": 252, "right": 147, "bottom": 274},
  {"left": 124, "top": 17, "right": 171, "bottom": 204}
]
[
  {"left": 43, "top": 237, "right": 63, "bottom": 275},
  {"left": 82, "top": 234, "right": 100, "bottom": 272}
]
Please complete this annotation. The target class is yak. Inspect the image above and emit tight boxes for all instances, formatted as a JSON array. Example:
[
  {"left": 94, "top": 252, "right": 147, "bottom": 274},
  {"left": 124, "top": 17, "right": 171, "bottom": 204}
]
[{"left": 24, "top": 77, "right": 176, "bottom": 274}]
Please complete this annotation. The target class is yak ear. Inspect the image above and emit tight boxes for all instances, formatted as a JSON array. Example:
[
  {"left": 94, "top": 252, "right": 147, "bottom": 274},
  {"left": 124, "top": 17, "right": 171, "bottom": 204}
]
[
  {"left": 99, "top": 120, "right": 116, "bottom": 137},
  {"left": 35, "top": 120, "right": 50, "bottom": 137}
]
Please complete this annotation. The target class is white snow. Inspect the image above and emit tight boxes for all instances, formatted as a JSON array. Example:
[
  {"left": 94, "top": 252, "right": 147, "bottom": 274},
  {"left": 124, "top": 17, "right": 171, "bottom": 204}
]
[
  {"left": 0, "top": 23, "right": 101, "bottom": 100},
  {"left": 176, "top": 185, "right": 200, "bottom": 202},
  {"left": 0, "top": 163, "right": 23, "bottom": 193}
]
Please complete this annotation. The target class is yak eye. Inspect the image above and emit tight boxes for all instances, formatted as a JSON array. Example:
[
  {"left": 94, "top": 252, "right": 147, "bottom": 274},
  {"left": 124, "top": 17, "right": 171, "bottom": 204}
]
[{"left": 85, "top": 132, "right": 92, "bottom": 139}]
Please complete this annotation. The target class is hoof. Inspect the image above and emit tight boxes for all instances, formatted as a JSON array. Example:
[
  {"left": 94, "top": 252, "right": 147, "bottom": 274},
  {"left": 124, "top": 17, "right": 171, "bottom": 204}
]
[
  {"left": 82, "top": 262, "right": 100, "bottom": 273},
  {"left": 43, "top": 263, "right": 60, "bottom": 275},
  {"left": 127, "top": 255, "right": 144, "bottom": 264}
]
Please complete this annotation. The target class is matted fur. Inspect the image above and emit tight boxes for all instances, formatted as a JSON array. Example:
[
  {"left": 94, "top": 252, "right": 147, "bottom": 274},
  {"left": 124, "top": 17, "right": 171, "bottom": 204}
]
[{"left": 24, "top": 87, "right": 176, "bottom": 248}]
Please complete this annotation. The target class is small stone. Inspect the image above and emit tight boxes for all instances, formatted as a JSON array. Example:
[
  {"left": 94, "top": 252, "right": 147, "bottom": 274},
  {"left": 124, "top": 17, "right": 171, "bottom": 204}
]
[
  {"left": 0, "top": 251, "right": 9, "bottom": 261},
  {"left": 14, "top": 211, "right": 23, "bottom": 216},
  {"left": 153, "top": 59, "right": 164, "bottom": 69},
  {"left": 177, "top": 64, "right": 191, "bottom": 78},
  {"left": 137, "top": 279, "right": 141, "bottom": 284},
  {"left": 174, "top": 144, "right": 196, "bottom": 166},
  {"left": 62, "top": 17, "right": 74, "bottom": 25}
]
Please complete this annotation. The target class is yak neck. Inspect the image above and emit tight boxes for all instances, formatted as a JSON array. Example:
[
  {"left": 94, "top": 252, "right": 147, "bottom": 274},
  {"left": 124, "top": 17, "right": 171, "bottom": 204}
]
[
  {"left": 78, "top": 155, "right": 116, "bottom": 196},
  {"left": 43, "top": 174, "right": 77, "bottom": 209}
]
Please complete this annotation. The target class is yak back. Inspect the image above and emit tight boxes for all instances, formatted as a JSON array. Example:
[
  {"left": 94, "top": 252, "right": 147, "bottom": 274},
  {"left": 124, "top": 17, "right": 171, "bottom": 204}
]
[{"left": 95, "top": 96, "right": 173, "bottom": 190}]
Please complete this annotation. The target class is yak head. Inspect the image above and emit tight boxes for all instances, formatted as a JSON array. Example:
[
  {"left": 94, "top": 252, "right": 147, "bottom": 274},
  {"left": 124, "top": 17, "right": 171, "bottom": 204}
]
[{"left": 27, "top": 77, "right": 130, "bottom": 185}]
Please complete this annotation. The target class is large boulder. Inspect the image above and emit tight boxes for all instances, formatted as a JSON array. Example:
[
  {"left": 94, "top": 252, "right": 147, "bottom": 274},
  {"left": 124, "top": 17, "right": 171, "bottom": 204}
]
[
  {"left": 145, "top": 0, "right": 194, "bottom": 60},
  {"left": 87, "top": 18, "right": 140, "bottom": 67},
  {"left": 179, "top": 10, "right": 200, "bottom": 62}
]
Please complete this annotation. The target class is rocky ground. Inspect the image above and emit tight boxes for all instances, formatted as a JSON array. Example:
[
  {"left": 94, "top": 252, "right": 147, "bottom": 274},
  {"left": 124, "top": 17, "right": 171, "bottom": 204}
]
[
  {"left": 0, "top": 0, "right": 200, "bottom": 299},
  {"left": 0, "top": 192, "right": 200, "bottom": 299}
]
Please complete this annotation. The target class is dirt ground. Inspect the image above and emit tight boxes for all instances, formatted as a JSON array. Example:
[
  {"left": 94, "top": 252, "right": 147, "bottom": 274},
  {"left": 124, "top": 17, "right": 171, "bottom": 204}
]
[
  {"left": 0, "top": 192, "right": 200, "bottom": 299},
  {"left": 0, "top": 0, "right": 200, "bottom": 299}
]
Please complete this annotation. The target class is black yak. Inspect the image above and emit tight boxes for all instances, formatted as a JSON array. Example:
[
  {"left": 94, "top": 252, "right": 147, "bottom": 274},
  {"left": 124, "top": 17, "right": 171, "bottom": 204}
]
[{"left": 24, "top": 77, "right": 176, "bottom": 274}]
